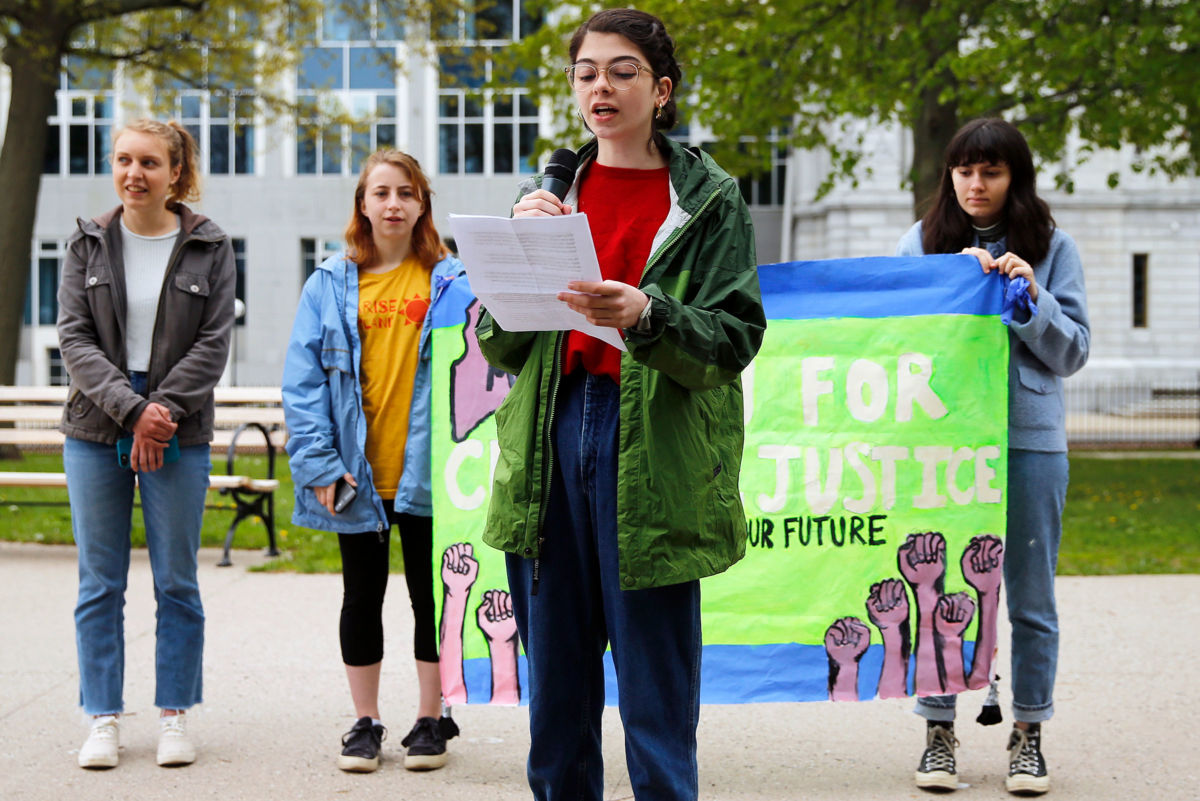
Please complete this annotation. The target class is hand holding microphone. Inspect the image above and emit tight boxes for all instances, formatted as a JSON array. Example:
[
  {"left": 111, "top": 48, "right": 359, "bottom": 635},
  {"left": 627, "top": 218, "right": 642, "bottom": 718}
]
[{"left": 513, "top": 148, "right": 578, "bottom": 218}]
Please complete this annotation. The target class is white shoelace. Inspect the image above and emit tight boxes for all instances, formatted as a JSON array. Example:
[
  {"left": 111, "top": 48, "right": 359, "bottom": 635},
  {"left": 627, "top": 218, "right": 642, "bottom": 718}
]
[
  {"left": 1009, "top": 729, "right": 1042, "bottom": 775},
  {"left": 160, "top": 715, "right": 187, "bottom": 738},
  {"left": 88, "top": 716, "right": 119, "bottom": 741},
  {"left": 921, "top": 727, "right": 958, "bottom": 772}
]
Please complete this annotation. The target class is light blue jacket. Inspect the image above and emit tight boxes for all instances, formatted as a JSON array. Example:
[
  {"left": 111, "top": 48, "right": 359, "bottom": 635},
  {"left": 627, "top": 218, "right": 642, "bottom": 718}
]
[
  {"left": 282, "top": 252, "right": 467, "bottom": 533},
  {"left": 896, "top": 222, "right": 1090, "bottom": 452}
]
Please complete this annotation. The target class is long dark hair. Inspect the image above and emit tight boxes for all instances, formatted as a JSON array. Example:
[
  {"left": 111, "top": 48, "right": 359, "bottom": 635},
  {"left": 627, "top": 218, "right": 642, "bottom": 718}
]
[
  {"left": 921, "top": 118, "right": 1054, "bottom": 266},
  {"left": 568, "top": 8, "right": 681, "bottom": 147},
  {"left": 345, "top": 149, "right": 448, "bottom": 270}
]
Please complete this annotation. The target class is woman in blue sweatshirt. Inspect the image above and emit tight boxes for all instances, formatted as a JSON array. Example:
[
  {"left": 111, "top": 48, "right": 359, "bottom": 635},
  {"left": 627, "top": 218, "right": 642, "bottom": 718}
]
[{"left": 895, "top": 118, "right": 1089, "bottom": 797}]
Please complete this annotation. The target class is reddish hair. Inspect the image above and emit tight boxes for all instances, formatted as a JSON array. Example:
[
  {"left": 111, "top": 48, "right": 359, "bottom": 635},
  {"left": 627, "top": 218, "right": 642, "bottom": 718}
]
[{"left": 345, "top": 149, "right": 448, "bottom": 269}]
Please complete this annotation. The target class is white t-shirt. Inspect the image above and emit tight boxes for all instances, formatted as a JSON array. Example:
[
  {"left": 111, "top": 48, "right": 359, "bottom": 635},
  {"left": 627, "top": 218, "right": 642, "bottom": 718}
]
[{"left": 120, "top": 219, "right": 179, "bottom": 372}]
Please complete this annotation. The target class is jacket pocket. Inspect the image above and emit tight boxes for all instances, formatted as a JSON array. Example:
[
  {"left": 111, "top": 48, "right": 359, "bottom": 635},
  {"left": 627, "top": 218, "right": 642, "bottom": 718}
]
[
  {"left": 1017, "top": 364, "right": 1054, "bottom": 395},
  {"left": 1012, "top": 363, "right": 1063, "bottom": 431},
  {"left": 83, "top": 266, "right": 113, "bottom": 292},
  {"left": 174, "top": 272, "right": 211, "bottom": 298},
  {"left": 66, "top": 387, "right": 94, "bottom": 420},
  {"left": 319, "top": 330, "right": 353, "bottom": 375}
]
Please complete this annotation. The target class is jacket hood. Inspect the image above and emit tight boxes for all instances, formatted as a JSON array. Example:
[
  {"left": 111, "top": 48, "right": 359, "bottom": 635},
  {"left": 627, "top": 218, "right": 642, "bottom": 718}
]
[
  {"left": 317, "top": 250, "right": 466, "bottom": 281},
  {"left": 521, "top": 137, "right": 733, "bottom": 218},
  {"left": 78, "top": 204, "right": 225, "bottom": 241}
]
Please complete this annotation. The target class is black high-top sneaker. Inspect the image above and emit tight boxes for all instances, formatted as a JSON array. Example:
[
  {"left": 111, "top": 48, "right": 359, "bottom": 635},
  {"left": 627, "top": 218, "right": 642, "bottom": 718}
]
[
  {"left": 1006, "top": 723, "right": 1049, "bottom": 795},
  {"left": 915, "top": 721, "right": 959, "bottom": 792}
]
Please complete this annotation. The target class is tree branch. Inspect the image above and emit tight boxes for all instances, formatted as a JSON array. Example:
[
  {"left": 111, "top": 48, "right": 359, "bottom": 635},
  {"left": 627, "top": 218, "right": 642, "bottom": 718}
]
[{"left": 76, "top": 0, "right": 205, "bottom": 25}]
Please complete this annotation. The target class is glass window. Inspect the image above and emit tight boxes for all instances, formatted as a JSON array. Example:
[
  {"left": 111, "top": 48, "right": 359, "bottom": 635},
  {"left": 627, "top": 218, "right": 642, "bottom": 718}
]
[
  {"left": 162, "top": 89, "right": 255, "bottom": 176},
  {"left": 1132, "top": 254, "right": 1148, "bottom": 328},
  {"left": 44, "top": 62, "right": 115, "bottom": 175},
  {"left": 300, "top": 47, "right": 344, "bottom": 89},
  {"left": 48, "top": 348, "right": 68, "bottom": 386},
  {"left": 68, "top": 125, "right": 89, "bottom": 174},
  {"left": 478, "top": 1, "right": 513, "bottom": 40},
  {"left": 323, "top": 0, "right": 372, "bottom": 40},
  {"left": 301, "top": 238, "right": 343, "bottom": 282},
  {"left": 27, "top": 239, "right": 64, "bottom": 328},
  {"left": 296, "top": 36, "right": 398, "bottom": 175},
  {"left": 437, "top": 46, "right": 539, "bottom": 176},
  {"left": 65, "top": 56, "right": 113, "bottom": 91},
  {"left": 349, "top": 47, "right": 394, "bottom": 89},
  {"left": 232, "top": 238, "right": 247, "bottom": 326},
  {"left": 43, "top": 124, "right": 61, "bottom": 175},
  {"left": 38, "top": 257, "right": 59, "bottom": 325}
]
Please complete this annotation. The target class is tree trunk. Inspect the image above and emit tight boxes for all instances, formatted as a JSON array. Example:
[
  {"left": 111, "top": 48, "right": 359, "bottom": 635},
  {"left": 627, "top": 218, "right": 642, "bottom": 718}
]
[
  {"left": 0, "top": 43, "right": 59, "bottom": 386},
  {"left": 910, "top": 84, "right": 960, "bottom": 220}
]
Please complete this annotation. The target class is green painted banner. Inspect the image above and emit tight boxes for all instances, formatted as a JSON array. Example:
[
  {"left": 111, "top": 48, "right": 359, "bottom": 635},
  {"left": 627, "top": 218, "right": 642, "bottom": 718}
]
[{"left": 431, "top": 256, "right": 1009, "bottom": 704}]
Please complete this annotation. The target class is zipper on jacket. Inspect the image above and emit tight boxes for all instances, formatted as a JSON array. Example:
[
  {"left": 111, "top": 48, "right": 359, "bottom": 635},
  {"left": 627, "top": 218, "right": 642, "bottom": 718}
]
[
  {"left": 91, "top": 231, "right": 128, "bottom": 364},
  {"left": 145, "top": 230, "right": 222, "bottom": 388},
  {"left": 640, "top": 186, "right": 722, "bottom": 283},
  {"left": 531, "top": 331, "right": 564, "bottom": 596}
]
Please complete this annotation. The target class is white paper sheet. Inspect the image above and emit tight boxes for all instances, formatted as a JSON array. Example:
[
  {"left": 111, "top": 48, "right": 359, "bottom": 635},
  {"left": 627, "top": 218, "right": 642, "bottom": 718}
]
[{"left": 447, "top": 213, "right": 627, "bottom": 352}]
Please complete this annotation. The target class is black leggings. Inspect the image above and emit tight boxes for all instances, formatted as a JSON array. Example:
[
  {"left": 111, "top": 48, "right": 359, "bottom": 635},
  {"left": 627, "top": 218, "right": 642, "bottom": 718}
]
[{"left": 337, "top": 504, "right": 437, "bottom": 666}]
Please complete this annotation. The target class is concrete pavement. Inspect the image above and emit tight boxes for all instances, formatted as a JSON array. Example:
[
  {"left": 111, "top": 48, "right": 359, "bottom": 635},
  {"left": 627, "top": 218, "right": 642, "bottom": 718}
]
[{"left": 2, "top": 541, "right": 1198, "bottom": 801}]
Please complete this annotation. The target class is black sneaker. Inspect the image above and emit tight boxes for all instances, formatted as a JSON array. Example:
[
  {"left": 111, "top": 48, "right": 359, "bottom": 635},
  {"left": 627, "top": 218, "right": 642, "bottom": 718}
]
[
  {"left": 1006, "top": 724, "right": 1049, "bottom": 795},
  {"left": 338, "top": 716, "right": 386, "bottom": 773},
  {"left": 915, "top": 722, "right": 959, "bottom": 792},
  {"left": 400, "top": 716, "right": 459, "bottom": 771}
]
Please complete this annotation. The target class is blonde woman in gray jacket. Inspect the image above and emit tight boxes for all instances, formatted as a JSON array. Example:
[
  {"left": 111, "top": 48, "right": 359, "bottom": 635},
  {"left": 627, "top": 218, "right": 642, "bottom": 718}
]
[{"left": 56, "top": 119, "right": 235, "bottom": 771}]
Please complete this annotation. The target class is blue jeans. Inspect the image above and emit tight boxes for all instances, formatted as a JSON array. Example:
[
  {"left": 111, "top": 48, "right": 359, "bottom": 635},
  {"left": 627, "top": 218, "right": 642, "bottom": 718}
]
[
  {"left": 64, "top": 428, "right": 211, "bottom": 715},
  {"left": 916, "top": 448, "right": 1067, "bottom": 724},
  {"left": 506, "top": 371, "right": 702, "bottom": 801}
]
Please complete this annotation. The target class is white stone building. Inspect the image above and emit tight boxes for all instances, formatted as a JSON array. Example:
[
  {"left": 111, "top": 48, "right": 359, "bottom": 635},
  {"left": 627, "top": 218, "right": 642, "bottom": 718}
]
[{"left": 3, "top": 8, "right": 1197, "bottom": 443}]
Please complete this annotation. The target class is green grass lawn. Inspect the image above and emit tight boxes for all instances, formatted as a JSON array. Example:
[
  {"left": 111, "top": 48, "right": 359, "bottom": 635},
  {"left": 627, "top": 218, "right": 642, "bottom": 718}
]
[
  {"left": 2, "top": 451, "right": 1197, "bottom": 575},
  {"left": 0, "top": 452, "right": 402, "bottom": 574},
  {"left": 1058, "top": 453, "right": 1200, "bottom": 575}
]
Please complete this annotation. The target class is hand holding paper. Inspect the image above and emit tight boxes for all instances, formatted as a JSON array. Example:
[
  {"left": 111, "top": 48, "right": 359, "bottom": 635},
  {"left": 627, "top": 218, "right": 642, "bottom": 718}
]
[
  {"left": 558, "top": 280, "right": 649, "bottom": 330},
  {"left": 447, "top": 213, "right": 627, "bottom": 351}
]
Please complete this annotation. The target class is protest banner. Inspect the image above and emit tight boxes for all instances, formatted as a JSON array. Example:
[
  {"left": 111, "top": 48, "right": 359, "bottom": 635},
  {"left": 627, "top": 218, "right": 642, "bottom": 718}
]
[{"left": 432, "top": 255, "right": 1009, "bottom": 705}]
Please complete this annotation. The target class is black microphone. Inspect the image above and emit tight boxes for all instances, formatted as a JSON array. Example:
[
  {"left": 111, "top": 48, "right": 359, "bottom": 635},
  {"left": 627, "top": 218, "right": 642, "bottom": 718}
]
[{"left": 541, "top": 148, "right": 579, "bottom": 202}]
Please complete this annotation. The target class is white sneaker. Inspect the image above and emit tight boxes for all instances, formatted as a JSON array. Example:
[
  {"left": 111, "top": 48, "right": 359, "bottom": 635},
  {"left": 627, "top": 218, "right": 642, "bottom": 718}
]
[
  {"left": 78, "top": 715, "right": 120, "bottom": 769},
  {"left": 156, "top": 713, "right": 196, "bottom": 767}
]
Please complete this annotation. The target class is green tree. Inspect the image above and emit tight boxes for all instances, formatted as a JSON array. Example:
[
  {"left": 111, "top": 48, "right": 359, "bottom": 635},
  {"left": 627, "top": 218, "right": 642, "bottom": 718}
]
[
  {"left": 507, "top": 0, "right": 1199, "bottom": 213},
  {"left": 0, "top": 0, "right": 457, "bottom": 389}
]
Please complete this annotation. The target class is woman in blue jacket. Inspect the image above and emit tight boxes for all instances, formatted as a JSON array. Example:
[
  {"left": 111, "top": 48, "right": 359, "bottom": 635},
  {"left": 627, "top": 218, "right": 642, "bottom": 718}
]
[
  {"left": 895, "top": 118, "right": 1089, "bottom": 796},
  {"left": 282, "top": 150, "right": 465, "bottom": 773}
]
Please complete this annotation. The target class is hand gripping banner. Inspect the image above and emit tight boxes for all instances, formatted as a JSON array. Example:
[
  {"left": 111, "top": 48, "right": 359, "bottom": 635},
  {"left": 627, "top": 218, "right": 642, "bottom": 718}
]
[{"left": 432, "top": 255, "right": 1008, "bottom": 705}]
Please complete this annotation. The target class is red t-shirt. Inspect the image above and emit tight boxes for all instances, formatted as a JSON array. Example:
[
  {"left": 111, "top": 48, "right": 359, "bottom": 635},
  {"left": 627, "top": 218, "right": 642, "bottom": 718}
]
[{"left": 562, "top": 162, "right": 670, "bottom": 382}]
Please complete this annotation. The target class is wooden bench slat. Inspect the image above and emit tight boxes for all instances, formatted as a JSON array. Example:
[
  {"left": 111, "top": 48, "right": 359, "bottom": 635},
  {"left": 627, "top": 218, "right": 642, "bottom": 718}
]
[
  {"left": 0, "top": 471, "right": 69, "bottom": 486},
  {"left": 0, "top": 407, "right": 286, "bottom": 426},
  {"left": 0, "top": 386, "right": 284, "bottom": 563},
  {"left": 0, "top": 429, "right": 288, "bottom": 448},
  {"left": 0, "top": 471, "right": 278, "bottom": 492},
  {"left": 0, "top": 386, "right": 283, "bottom": 404}
]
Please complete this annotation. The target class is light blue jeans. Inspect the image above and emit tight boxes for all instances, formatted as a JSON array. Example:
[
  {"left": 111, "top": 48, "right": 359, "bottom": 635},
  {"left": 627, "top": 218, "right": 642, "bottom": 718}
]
[
  {"left": 916, "top": 448, "right": 1068, "bottom": 724},
  {"left": 64, "top": 431, "right": 211, "bottom": 716}
]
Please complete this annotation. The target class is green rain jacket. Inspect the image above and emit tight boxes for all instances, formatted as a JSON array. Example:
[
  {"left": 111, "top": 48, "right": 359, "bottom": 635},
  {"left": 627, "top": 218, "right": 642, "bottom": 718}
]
[{"left": 475, "top": 137, "right": 766, "bottom": 590}]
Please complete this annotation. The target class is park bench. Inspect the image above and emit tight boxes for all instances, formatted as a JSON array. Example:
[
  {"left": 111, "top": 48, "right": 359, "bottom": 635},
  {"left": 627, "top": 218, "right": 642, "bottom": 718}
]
[{"left": 0, "top": 385, "right": 288, "bottom": 566}]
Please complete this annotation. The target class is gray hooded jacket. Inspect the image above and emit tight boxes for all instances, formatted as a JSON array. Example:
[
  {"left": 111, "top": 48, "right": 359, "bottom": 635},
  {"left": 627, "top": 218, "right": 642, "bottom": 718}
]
[{"left": 56, "top": 204, "right": 235, "bottom": 446}]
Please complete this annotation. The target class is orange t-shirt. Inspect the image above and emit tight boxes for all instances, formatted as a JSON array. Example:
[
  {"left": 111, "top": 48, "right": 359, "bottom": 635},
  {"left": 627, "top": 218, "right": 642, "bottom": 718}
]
[{"left": 357, "top": 256, "right": 431, "bottom": 499}]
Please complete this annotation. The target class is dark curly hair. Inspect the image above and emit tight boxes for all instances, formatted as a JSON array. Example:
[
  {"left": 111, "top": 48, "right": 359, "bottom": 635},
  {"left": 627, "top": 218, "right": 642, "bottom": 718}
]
[
  {"left": 921, "top": 118, "right": 1055, "bottom": 266},
  {"left": 568, "top": 8, "right": 681, "bottom": 143}
]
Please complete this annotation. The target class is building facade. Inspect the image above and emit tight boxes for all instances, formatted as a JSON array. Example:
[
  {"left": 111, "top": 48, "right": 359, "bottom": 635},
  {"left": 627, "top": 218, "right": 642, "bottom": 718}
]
[{"left": 3, "top": 12, "right": 1196, "bottom": 396}]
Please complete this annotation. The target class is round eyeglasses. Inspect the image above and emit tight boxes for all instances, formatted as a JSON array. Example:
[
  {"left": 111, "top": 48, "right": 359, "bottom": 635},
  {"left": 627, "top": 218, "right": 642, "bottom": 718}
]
[{"left": 564, "top": 61, "right": 654, "bottom": 92}]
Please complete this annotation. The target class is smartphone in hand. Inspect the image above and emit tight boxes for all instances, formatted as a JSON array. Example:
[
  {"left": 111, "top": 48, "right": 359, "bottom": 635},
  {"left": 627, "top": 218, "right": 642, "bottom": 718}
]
[
  {"left": 333, "top": 477, "right": 358, "bottom": 513},
  {"left": 116, "top": 434, "right": 180, "bottom": 469}
]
